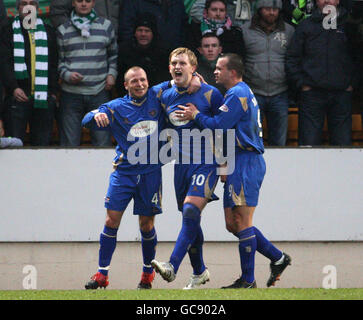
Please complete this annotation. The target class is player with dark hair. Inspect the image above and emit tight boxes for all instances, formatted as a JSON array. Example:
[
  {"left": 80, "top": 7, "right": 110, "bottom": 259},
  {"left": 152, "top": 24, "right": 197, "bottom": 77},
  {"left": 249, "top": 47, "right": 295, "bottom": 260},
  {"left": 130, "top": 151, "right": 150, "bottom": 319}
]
[
  {"left": 82, "top": 67, "right": 169, "bottom": 290},
  {"left": 151, "top": 47, "right": 224, "bottom": 289},
  {"left": 177, "top": 53, "right": 291, "bottom": 288}
]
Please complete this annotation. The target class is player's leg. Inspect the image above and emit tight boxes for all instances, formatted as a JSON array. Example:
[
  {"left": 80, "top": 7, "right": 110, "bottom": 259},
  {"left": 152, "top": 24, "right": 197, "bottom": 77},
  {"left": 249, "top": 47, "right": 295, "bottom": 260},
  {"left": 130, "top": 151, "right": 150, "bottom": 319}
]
[
  {"left": 221, "top": 152, "right": 262, "bottom": 289},
  {"left": 152, "top": 196, "right": 207, "bottom": 284},
  {"left": 138, "top": 215, "right": 157, "bottom": 289},
  {"left": 152, "top": 165, "right": 218, "bottom": 286},
  {"left": 227, "top": 205, "right": 291, "bottom": 288},
  {"left": 170, "top": 196, "right": 206, "bottom": 274},
  {"left": 182, "top": 196, "right": 210, "bottom": 289},
  {"left": 182, "top": 166, "right": 218, "bottom": 283},
  {"left": 222, "top": 205, "right": 257, "bottom": 288},
  {"left": 170, "top": 165, "right": 217, "bottom": 278},
  {"left": 85, "top": 209, "right": 125, "bottom": 290},
  {"left": 222, "top": 152, "right": 291, "bottom": 288},
  {"left": 135, "top": 170, "right": 162, "bottom": 289},
  {"left": 99, "top": 209, "right": 124, "bottom": 274},
  {"left": 85, "top": 171, "right": 134, "bottom": 289}
]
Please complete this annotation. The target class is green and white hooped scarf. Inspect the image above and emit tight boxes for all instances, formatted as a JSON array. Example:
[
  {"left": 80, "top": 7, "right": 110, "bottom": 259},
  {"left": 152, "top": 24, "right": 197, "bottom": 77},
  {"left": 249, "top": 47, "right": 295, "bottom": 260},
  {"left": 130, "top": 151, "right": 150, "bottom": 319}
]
[
  {"left": 12, "top": 15, "right": 48, "bottom": 109},
  {"left": 71, "top": 9, "right": 97, "bottom": 38}
]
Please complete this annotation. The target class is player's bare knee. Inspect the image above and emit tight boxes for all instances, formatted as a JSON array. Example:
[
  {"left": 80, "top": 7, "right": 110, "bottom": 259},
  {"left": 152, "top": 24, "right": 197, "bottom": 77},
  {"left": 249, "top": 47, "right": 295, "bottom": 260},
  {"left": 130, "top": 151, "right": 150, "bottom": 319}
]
[
  {"left": 105, "top": 210, "right": 123, "bottom": 229},
  {"left": 139, "top": 216, "right": 155, "bottom": 232}
]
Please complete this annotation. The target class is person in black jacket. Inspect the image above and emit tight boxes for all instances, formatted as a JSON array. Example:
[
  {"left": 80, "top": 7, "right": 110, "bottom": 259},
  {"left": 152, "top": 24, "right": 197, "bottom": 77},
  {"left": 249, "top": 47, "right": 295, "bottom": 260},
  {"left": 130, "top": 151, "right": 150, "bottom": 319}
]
[
  {"left": 196, "top": 32, "right": 226, "bottom": 94},
  {"left": 119, "top": 0, "right": 188, "bottom": 52},
  {"left": 0, "top": 63, "right": 4, "bottom": 138},
  {"left": 186, "top": 0, "right": 244, "bottom": 57},
  {"left": 0, "top": 0, "right": 58, "bottom": 146},
  {"left": 116, "top": 13, "right": 170, "bottom": 97},
  {"left": 0, "top": 0, "right": 7, "bottom": 26},
  {"left": 285, "top": 0, "right": 359, "bottom": 146},
  {"left": 0, "top": 0, "right": 7, "bottom": 137}
]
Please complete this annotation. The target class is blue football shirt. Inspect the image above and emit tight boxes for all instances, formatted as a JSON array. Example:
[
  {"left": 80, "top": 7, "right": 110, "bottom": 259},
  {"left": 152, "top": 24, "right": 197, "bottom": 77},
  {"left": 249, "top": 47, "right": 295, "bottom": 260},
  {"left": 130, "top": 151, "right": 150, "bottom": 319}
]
[
  {"left": 160, "top": 83, "right": 224, "bottom": 164},
  {"left": 82, "top": 83, "right": 169, "bottom": 174},
  {"left": 194, "top": 81, "right": 264, "bottom": 154}
]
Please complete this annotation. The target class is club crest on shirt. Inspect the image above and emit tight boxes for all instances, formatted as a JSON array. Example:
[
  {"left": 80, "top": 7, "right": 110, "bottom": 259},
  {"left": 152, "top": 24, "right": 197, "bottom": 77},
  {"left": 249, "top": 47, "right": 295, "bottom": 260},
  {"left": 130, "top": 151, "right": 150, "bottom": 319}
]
[
  {"left": 148, "top": 109, "right": 157, "bottom": 117},
  {"left": 129, "top": 120, "right": 158, "bottom": 138}
]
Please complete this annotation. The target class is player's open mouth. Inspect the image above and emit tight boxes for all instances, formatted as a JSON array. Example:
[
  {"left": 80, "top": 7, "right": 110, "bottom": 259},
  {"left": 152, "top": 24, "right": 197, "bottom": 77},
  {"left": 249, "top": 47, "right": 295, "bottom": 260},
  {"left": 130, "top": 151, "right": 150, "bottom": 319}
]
[{"left": 174, "top": 71, "right": 183, "bottom": 77}]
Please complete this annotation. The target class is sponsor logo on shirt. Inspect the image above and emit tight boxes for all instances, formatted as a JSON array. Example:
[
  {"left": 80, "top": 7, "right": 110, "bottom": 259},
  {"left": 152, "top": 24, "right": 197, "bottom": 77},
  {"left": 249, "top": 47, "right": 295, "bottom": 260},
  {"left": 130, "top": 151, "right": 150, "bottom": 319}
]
[
  {"left": 129, "top": 120, "right": 158, "bottom": 138},
  {"left": 169, "top": 110, "right": 190, "bottom": 126}
]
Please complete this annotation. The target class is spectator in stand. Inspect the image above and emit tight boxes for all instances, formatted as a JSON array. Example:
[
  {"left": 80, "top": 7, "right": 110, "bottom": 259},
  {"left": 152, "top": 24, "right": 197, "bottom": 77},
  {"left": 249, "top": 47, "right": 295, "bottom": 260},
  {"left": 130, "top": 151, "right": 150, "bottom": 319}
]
[
  {"left": 116, "top": 13, "right": 170, "bottom": 97},
  {"left": 196, "top": 32, "right": 226, "bottom": 94},
  {"left": 0, "top": 85, "right": 3, "bottom": 138},
  {"left": 282, "top": 0, "right": 352, "bottom": 27},
  {"left": 0, "top": 0, "right": 6, "bottom": 137},
  {"left": 0, "top": 0, "right": 7, "bottom": 26},
  {"left": 0, "top": 0, "right": 58, "bottom": 146},
  {"left": 119, "top": 0, "right": 188, "bottom": 52},
  {"left": 188, "top": 0, "right": 258, "bottom": 27},
  {"left": 50, "top": 0, "right": 122, "bottom": 41},
  {"left": 348, "top": 0, "right": 363, "bottom": 127},
  {"left": 56, "top": 0, "right": 118, "bottom": 146},
  {"left": 0, "top": 76, "right": 4, "bottom": 139},
  {"left": 187, "top": 0, "right": 244, "bottom": 57},
  {"left": 241, "top": 0, "right": 294, "bottom": 146},
  {"left": 286, "top": 0, "right": 359, "bottom": 146}
]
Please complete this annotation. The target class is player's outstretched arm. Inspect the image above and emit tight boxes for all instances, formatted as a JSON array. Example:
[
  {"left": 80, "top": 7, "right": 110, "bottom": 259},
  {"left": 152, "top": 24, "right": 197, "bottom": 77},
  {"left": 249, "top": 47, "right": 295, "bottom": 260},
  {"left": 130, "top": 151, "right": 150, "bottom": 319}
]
[{"left": 176, "top": 95, "right": 242, "bottom": 130}]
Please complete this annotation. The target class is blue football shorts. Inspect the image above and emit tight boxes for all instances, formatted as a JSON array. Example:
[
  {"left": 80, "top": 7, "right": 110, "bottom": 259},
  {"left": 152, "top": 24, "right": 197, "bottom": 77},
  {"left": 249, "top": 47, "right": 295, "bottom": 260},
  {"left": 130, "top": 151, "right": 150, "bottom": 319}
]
[
  {"left": 174, "top": 163, "right": 219, "bottom": 211},
  {"left": 105, "top": 168, "right": 162, "bottom": 216},
  {"left": 223, "top": 151, "right": 266, "bottom": 208}
]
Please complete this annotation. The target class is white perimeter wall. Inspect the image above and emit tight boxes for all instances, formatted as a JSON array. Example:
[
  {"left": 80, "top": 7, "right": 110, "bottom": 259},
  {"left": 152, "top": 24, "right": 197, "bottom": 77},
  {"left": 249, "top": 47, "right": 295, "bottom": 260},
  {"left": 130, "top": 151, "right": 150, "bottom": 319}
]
[{"left": 0, "top": 148, "right": 362, "bottom": 242}]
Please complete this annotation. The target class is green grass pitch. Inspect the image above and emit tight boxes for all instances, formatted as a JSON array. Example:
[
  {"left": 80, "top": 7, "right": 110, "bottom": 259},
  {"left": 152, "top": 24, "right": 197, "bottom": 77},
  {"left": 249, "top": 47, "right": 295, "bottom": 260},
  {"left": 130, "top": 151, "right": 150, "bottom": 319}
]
[{"left": 0, "top": 288, "right": 362, "bottom": 300}]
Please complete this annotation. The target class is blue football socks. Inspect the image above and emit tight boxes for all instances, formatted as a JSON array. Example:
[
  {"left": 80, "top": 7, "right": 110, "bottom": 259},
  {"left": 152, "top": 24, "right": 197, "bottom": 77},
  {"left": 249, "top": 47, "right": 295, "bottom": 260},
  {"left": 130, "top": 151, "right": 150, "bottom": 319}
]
[
  {"left": 253, "top": 226, "right": 283, "bottom": 262},
  {"left": 140, "top": 227, "right": 157, "bottom": 274},
  {"left": 237, "top": 227, "right": 257, "bottom": 284},
  {"left": 169, "top": 203, "right": 201, "bottom": 274},
  {"left": 98, "top": 225, "right": 118, "bottom": 276},
  {"left": 187, "top": 226, "right": 206, "bottom": 275}
]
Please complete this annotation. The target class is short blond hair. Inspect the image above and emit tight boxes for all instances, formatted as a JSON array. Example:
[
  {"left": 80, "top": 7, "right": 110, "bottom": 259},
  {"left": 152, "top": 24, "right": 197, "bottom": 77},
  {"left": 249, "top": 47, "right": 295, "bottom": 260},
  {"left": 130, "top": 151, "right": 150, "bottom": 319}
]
[{"left": 169, "top": 47, "right": 198, "bottom": 68}]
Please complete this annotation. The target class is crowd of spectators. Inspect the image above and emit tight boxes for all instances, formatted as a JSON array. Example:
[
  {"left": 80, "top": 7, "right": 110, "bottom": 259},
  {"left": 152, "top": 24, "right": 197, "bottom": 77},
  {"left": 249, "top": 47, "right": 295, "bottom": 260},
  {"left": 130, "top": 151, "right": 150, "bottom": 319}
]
[{"left": 0, "top": 0, "right": 362, "bottom": 147}]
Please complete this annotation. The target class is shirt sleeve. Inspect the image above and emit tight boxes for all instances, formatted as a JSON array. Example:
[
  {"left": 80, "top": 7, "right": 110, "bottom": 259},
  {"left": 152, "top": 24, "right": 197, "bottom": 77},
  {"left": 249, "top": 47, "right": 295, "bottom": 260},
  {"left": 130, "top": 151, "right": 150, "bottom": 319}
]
[
  {"left": 194, "top": 93, "right": 244, "bottom": 130},
  {"left": 210, "top": 87, "right": 224, "bottom": 116},
  {"left": 81, "top": 104, "right": 112, "bottom": 130}
]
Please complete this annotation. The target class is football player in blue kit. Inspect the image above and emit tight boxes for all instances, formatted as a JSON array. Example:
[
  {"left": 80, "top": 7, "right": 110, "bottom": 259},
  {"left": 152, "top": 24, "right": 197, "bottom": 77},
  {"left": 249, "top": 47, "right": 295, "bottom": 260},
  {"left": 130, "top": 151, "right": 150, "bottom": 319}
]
[
  {"left": 82, "top": 67, "right": 169, "bottom": 290},
  {"left": 151, "top": 47, "right": 224, "bottom": 289},
  {"left": 177, "top": 54, "right": 292, "bottom": 289}
]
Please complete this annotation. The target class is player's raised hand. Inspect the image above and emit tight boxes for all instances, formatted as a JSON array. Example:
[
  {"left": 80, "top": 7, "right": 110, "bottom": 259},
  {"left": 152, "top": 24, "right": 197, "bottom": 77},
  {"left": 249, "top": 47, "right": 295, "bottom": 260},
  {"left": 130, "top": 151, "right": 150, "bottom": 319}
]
[{"left": 94, "top": 112, "right": 109, "bottom": 127}]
